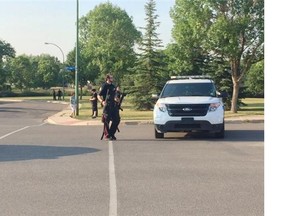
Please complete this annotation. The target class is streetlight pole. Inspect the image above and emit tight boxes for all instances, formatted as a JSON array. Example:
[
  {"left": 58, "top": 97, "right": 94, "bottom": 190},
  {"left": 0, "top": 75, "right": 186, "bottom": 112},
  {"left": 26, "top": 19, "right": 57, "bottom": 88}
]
[
  {"left": 75, "top": 0, "right": 79, "bottom": 115},
  {"left": 44, "top": 42, "right": 65, "bottom": 100}
]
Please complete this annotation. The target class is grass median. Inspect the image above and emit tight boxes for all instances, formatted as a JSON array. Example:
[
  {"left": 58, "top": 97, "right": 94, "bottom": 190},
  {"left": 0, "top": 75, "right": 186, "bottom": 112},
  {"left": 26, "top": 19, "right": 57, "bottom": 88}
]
[{"left": 76, "top": 96, "right": 153, "bottom": 121}]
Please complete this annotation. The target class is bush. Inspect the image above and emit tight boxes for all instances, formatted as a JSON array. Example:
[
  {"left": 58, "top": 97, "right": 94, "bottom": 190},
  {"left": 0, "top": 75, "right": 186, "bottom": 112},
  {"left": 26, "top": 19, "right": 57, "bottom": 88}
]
[
  {"left": 0, "top": 89, "right": 51, "bottom": 97},
  {"left": 0, "top": 90, "right": 18, "bottom": 97}
]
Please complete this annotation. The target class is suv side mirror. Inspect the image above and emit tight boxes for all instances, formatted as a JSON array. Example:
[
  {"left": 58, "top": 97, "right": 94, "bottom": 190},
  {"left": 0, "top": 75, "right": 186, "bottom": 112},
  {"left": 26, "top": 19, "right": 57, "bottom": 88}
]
[{"left": 152, "top": 94, "right": 159, "bottom": 99}]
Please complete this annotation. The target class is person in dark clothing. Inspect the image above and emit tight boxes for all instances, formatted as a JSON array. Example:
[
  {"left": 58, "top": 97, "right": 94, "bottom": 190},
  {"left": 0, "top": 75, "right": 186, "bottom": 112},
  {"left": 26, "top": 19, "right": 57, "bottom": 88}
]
[
  {"left": 52, "top": 89, "right": 56, "bottom": 100},
  {"left": 97, "top": 74, "right": 120, "bottom": 140},
  {"left": 90, "top": 89, "right": 98, "bottom": 118},
  {"left": 57, "top": 89, "right": 62, "bottom": 100}
]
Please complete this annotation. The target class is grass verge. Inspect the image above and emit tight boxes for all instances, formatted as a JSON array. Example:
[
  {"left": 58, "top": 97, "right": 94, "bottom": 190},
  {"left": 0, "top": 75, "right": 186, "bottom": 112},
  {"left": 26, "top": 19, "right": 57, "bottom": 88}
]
[
  {"left": 1, "top": 96, "right": 264, "bottom": 120},
  {"left": 78, "top": 96, "right": 264, "bottom": 120}
]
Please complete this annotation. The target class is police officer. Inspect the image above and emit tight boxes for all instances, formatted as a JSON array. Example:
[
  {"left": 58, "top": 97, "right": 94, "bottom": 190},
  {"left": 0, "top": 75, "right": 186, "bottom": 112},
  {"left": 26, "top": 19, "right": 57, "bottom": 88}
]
[{"left": 97, "top": 74, "right": 120, "bottom": 140}]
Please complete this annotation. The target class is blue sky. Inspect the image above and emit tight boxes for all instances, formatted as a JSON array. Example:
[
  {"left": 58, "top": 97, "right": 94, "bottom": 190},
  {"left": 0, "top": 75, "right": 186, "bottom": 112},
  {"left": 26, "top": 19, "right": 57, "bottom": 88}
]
[{"left": 0, "top": 0, "right": 175, "bottom": 61}]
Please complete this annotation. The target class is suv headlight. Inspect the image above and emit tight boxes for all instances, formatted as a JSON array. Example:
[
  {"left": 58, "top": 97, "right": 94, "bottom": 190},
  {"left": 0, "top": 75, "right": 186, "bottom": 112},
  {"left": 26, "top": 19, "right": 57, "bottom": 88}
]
[
  {"left": 156, "top": 102, "right": 167, "bottom": 112},
  {"left": 209, "top": 102, "right": 221, "bottom": 112}
]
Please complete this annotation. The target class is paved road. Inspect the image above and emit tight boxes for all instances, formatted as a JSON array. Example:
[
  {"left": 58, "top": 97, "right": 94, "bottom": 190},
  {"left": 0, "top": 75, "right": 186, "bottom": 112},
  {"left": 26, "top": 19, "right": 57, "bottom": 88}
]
[{"left": 0, "top": 100, "right": 264, "bottom": 216}]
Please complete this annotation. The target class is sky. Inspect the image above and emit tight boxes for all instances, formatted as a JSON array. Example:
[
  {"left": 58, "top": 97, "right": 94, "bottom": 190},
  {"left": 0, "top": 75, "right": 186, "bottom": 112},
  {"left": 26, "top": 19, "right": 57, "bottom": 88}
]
[{"left": 0, "top": 0, "right": 175, "bottom": 61}]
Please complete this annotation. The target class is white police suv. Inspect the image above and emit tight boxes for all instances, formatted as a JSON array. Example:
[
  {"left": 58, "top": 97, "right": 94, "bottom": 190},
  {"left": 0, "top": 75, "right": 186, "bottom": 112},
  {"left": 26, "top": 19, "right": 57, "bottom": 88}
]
[{"left": 153, "top": 76, "right": 226, "bottom": 138}]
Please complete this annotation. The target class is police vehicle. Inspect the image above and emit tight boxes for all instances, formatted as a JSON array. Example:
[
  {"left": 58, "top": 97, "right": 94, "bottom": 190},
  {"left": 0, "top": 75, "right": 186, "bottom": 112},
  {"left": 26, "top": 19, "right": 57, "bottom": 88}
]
[{"left": 153, "top": 76, "right": 226, "bottom": 138}]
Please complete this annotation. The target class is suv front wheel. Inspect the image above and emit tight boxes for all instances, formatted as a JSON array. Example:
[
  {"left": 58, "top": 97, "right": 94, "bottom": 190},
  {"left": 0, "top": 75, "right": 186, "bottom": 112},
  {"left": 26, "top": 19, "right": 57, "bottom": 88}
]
[
  {"left": 155, "top": 129, "right": 164, "bottom": 139},
  {"left": 214, "top": 122, "right": 225, "bottom": 138}
]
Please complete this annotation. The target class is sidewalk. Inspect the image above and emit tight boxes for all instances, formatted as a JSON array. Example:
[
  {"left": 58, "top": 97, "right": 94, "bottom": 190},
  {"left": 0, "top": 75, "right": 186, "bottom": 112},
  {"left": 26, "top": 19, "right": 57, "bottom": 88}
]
[{"left": 46, "top": 104, "right": 264, "bottom": 126}]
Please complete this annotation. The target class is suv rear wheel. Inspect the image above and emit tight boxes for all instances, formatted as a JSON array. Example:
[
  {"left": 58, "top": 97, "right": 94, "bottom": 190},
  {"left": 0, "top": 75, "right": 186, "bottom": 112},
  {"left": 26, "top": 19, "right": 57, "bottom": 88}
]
[{"left": 155, "top": 129, "right": 164, "bottom": 139}]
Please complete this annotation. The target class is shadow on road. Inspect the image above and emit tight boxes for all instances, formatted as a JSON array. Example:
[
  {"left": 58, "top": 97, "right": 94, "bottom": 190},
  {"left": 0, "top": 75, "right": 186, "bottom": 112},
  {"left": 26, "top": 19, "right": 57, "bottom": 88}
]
[
  {"left": 180, "top": 129, "right": 264, "bottom": 142},
  {"left": 0, "top": 109, "right": 23, "bottom": 113},
  {"left": 0, "top": 145, "right": 99, "bottom": 162},
  {"left": 117, "top": 129, "right": 264, "bottom": 142},
  {"left": 223, "top": 129, "right": 264, "bottom": 142}
]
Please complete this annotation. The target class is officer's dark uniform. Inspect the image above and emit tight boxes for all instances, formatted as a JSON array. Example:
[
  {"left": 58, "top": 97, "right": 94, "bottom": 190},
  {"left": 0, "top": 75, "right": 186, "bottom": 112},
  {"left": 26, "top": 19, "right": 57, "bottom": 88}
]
[{"left": 99, "top": 82, "right": 120, "bottom": 140}]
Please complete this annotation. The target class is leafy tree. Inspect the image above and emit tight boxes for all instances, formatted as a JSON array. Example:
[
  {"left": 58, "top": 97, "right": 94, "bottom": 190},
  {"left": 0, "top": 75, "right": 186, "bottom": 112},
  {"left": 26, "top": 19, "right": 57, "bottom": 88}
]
[
  {"left": 79, "top": 2, "right": 141, "bottom": 85},
  {"left": 164, "top": 42, "right": 213, "bottom": 78},
  {"left": 0, "top": 40, "right": 15, "bottom": 63},
  {"left": 66, "top": 48, "right": 91, "bottom": 98},
  {"left": 66, "top": 47, "right": 98, "bottom": 86},
  {"left": 131, "top": 0, "right": 167, "bottom": 110},
  {"left": 8, "top": 55, "right": 32, "bottom": 90},
  {"left": 6, "top": 54, "right": 61, "bottom": 90},
  {"left": 65, "top": 49, "right": 76, "bottom": 84},
  {"left": 170, "top": 0, "right": 264, "bottom": 112},
  {"left": 35, "top": 55, "right": 61, "bottom": 89},
  {"left": 0, "top": 40, "right": 16, "bottom": 90},
  {"left": 244, "top": 60, "right": 264, "bottom": 97},
  {"left": 204, "top": 56, "right": 234, "bottom": 109}
]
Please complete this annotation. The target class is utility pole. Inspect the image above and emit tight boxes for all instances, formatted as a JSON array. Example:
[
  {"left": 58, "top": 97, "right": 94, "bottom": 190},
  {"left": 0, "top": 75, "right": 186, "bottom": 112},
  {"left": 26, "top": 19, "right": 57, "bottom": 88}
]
[{"left": 75, "top": 0, "right": 79, "bottom": 115}]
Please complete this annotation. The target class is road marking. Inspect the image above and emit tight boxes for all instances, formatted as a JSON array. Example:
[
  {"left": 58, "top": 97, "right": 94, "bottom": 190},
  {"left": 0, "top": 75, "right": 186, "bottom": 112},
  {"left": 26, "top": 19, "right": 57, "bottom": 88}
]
[
  {"left": 0, "top": 126, "right": 30, "bottom": 140},
  {"left": 109, "top": 140, "right": 117, "bottom": 216},
  {"left": 0, "top": 123, "right": 46, "bottom": 140}
]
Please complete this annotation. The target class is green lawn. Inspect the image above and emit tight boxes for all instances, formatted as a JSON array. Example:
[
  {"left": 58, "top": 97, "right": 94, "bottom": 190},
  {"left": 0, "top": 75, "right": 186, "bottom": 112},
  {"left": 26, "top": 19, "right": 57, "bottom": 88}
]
[
  {"left": 225, "top": 98, "right": 264, "bottom": 118},
  {"left": 78, "top": 96, "right": 264, "bottom": 120},
  {"left": 75, "top": 96, "right": 154, "bottom": 120},
  {"left": 1, "top": 95, "right": 264, "bottom": 120}
]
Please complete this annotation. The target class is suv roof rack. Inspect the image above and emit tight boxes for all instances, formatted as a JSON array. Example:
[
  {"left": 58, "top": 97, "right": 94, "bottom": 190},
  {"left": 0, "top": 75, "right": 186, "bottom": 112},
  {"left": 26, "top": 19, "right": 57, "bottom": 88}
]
[{"left": 170, "top": 75, "right": 212, "bottom": 80}]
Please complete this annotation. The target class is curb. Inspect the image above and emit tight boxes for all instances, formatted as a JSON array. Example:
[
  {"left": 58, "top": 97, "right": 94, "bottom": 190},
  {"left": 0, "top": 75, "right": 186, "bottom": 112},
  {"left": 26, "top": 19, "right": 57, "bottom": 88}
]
[
  {"left": 46, "top": 114, "right": 264, "bottom": 126},
  {"left": 46, "top": 100, "right": 69, "bottom": 105},
  {"left": 0, "top": 99, "right": 23, "bottom": 102}
]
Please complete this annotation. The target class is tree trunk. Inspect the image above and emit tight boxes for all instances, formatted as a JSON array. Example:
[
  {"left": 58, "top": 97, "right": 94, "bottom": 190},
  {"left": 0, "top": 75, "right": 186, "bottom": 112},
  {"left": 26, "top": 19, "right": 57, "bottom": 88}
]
[
  {"left": 231, "top": 77, "right": 240, "bottom": 113},
  {"left": 230, "top": 57, "right": 242, "bottom": 113}
]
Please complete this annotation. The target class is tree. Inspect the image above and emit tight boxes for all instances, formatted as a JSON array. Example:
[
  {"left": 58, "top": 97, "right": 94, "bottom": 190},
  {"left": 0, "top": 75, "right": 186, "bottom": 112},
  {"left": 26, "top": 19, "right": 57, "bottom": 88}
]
[
  {"left": 0, "top": 40, "right": 16, "bottom": 90},
  {"left": 170, "top": 0, "right": 264, "bottom": 112},
  {"left": 131, "top": 0, "right": 167, "bottom": 110},
  {"left": 35, "top": 55, "right": 61, "bottom": 89},
  {"left": 164, "top": 42, "right": 211, "bottom": 77},
  {"left": 244, "top": 60, "right": 264, "bottom": 97},
  {"left": 0, "top": 40, "right": 15, "bottom": 63},
  {"left": 205, "top": 56, "right": 234, "bottom": 109},
  {"left": 66, "top": 48, "right": 91, "bottom": 99},
  {"left": 8, "top": 55, "right": 32, "bottom": 90},
  {"left": 6, "top": 54, "right": 61, "bottom": 90},
  {"left": 79, "top": 2, "right": 141, "bottom": 85}
]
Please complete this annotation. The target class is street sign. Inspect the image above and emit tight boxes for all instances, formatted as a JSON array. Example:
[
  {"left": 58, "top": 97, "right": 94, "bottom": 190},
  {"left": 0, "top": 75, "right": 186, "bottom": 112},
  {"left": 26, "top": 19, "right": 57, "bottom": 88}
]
[{"left": 66, "top": 66, "right": 75, "bottom": 71}]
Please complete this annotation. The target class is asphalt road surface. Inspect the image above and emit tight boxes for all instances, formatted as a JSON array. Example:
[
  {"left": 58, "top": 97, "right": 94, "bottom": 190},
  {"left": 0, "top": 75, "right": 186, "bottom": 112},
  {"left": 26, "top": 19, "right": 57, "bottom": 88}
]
[{"left": 0, "top": 100, "right": 264, "bottom": 216}]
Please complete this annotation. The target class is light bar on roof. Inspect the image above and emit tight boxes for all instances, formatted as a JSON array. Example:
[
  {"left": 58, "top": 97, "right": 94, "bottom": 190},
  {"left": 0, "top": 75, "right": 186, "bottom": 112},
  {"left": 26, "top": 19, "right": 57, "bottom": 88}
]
[{"left": 170, "top": 75, "right": 212, "bottom": 80}]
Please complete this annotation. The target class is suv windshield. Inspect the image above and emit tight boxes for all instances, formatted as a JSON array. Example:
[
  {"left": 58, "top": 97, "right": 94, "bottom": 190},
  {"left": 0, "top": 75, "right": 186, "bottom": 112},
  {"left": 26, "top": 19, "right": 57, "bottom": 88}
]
[{"left": 160, "top": 83, "right": 216, "bottom": 98}]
